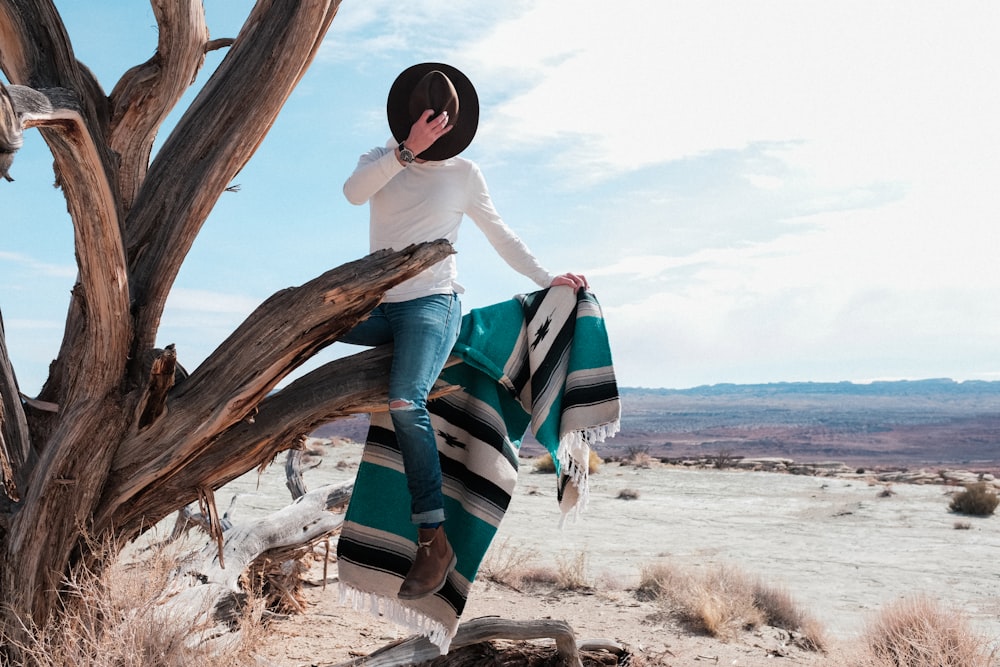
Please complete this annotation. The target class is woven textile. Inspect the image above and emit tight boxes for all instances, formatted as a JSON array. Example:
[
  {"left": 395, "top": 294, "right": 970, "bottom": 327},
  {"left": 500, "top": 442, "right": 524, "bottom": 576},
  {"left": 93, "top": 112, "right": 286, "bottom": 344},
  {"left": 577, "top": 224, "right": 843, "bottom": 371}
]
[{"left": 337, "top": 287, "right": 620, "bottom": 652}]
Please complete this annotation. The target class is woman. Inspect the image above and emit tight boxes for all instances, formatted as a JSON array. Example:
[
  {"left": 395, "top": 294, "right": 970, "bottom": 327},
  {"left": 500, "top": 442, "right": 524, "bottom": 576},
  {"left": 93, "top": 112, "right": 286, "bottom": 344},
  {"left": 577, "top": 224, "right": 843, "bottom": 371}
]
[{"left": 342, "top": 63, "right": 587, "bottom": 600}]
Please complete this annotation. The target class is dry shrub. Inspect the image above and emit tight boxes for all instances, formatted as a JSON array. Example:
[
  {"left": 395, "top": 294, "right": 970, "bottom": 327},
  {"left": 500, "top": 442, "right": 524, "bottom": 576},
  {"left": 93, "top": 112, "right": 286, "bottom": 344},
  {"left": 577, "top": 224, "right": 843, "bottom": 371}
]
[
  {"left": 479, "top": 539, "right": 570, "bottom": 591},
  {"left": 855, "top": 595, "right": 997, "bottom": 667},
  {"left": 753, "top": 581, "right": 828, "bottom": 651},
  {"left": 4, "top": 541, "right": 265, "bottom": 667},
  {"left": 533, "top": 453, "right": 556, "bottom": 473},
  {"left": 532, "top": 451, "right": 602, "bottom": 475},
  {"left": 636, "top": 561, "right": 761, "bottom": 639},
  {"left": 622, "top": 446, "right": 655, "bottom": 469},
  {"left": 949, "top": 483, "right": 999, "bottom": 516},
  {"left": 636, "top": 562, "right": 685, "bottom": 601},
  {"left": 617, "top": 488, "right": 640, "bottom": 500},
  {"left": 954, "top": 520, "right": 973, "bottom": 530},
  {"left": 587, "top": 450, "right": 602, "bottom": 473},
  {"left": 517, "top": 567, "right": 562, "bottom": 589},
  {"left": 554, "top": 552, "right": 590, "bottom": 591},
  {"left": 636, "top": 561, "right": 825, "bottom": 650},
  {"left": 480, "top": 542, "right": 591, "bottom": 593},
  {"left": 479, "top": 538, "right": 543, "bottom": 589}
]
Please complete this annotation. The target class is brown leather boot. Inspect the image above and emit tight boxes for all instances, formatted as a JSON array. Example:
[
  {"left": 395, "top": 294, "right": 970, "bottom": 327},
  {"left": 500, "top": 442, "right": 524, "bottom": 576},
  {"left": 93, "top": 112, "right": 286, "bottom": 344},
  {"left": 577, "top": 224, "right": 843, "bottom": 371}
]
[{"left": 398, "top": 525, "right": 456, "bottom": 600}]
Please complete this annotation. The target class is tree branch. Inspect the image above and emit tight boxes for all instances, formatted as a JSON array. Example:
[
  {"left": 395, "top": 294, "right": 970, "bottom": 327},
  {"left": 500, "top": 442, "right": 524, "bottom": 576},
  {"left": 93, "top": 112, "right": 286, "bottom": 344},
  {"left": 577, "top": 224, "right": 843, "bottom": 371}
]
[
  {"left": 1, "top": 3, "right": 127, "bottom": 412},
  {"left": 0, "top": 312, "right": 30, "bottom": 499},
  {"left": 96, "top": 241, "right": 452, "bottom": 538},
  {"left": 0, "top": 81, "right": 21, "bottom": 181},
  {"left": 108, "top": 0, "right": 210, "bottom": 209},
  {"left": 0, "top": 82, "right": 131, "bottom": 480},
  {"left": 124, "top": 0, "right": 342, "bottom": 363}
]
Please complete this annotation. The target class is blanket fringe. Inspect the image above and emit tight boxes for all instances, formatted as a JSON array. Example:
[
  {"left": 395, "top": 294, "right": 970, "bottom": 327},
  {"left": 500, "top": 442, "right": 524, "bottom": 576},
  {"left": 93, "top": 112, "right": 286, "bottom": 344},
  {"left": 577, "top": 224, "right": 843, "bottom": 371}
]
[
  {"left": 339, "top": 582, "right": 454, "bottom": 654},
  {"left": 556, "top": 419, "right": 622, "bottom": 523}
]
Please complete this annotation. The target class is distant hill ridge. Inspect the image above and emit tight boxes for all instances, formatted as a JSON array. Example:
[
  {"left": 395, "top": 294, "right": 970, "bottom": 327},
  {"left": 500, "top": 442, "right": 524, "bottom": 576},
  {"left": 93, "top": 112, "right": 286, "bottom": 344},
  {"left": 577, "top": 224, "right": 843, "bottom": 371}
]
[
  {"left": 622, "top": 378, "right": 1000, "bottom": 397},
  {"left": 313, "top": 378, "right": 1000, "bottom": 469}
]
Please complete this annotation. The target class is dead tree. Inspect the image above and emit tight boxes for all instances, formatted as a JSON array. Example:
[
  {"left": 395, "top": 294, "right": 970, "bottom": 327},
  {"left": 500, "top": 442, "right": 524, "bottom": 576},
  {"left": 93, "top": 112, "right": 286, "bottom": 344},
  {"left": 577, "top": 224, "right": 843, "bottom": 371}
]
[{"left": 0, "top": 0, "right": 457, "bottom": 655}]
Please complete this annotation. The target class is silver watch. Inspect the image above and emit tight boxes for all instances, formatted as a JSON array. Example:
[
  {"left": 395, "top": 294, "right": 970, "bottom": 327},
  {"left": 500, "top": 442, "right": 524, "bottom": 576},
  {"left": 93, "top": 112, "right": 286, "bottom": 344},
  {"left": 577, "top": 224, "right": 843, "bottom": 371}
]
[{"left": 398, "top": 143, "right": 415, "bottom": 164}]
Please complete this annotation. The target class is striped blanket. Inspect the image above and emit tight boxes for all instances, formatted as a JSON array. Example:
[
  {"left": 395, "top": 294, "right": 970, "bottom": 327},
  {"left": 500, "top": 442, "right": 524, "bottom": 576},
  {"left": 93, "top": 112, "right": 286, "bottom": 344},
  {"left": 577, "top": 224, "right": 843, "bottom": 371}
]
[{"left": 336, "top": 287, "right": 620, "bottom": 653}]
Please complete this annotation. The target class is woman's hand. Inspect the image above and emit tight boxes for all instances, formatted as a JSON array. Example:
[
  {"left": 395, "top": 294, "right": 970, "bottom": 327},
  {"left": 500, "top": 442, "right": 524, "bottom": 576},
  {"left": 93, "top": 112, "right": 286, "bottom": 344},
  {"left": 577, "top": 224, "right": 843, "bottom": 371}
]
[
  {"left": 549, "top": 273, "right": 589, "bottom": 292},
  {"left": 402, "top": 109, "right": 452, "bottom": 157}
]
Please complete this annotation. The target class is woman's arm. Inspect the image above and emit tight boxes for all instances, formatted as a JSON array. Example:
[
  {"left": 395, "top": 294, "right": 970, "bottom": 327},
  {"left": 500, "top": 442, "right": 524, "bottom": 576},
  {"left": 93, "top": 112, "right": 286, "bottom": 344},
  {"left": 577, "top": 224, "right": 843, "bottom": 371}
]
[
  {"left": 342, "top": 147, "right": 404, "bottom": 205},
  {"left": 466, "top": 165, "right": 588, "bottom": 291}
]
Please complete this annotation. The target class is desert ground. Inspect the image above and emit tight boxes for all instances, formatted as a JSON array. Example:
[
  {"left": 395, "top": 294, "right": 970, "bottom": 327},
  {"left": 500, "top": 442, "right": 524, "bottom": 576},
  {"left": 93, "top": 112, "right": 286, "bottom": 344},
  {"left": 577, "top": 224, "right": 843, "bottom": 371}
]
[{"left": 215, "top": 438, "right": 1000, "bottom": 666}]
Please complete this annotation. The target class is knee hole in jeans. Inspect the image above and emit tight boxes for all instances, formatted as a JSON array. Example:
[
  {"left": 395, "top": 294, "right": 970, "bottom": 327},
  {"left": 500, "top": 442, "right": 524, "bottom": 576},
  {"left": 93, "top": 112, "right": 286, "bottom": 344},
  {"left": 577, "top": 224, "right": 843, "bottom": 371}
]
[{"left": 389, "top": 398, "right": 416, "bottom": 411}]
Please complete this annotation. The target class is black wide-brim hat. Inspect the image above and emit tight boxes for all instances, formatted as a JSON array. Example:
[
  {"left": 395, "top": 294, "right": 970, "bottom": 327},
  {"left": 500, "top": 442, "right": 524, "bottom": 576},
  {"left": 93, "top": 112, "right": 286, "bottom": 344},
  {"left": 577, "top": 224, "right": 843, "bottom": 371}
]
[{"left": 387, "top": 63, "right": 479, "bottom": 161}]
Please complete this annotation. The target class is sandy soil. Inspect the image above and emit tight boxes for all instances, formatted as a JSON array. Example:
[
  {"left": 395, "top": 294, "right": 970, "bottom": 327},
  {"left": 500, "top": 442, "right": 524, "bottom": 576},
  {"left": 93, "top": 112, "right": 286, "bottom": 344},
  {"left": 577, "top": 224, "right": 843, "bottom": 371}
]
[{"left": 218, "top": 440, "right": 1000, "bottom": 666}]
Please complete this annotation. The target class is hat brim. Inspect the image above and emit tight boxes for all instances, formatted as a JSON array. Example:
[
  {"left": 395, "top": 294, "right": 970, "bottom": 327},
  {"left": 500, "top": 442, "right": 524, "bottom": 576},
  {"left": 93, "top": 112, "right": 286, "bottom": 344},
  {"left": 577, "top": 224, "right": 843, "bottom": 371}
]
[{"left": 387, "top": 63, "right": 479, "bottom": 161}]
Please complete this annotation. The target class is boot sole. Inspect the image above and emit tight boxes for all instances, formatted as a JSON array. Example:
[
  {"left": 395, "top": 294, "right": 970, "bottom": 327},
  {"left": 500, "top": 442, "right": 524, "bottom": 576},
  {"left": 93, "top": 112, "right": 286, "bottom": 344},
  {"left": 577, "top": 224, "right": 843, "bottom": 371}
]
[{"left": 397, "top": 553, "right": 458, "bottom": 601}]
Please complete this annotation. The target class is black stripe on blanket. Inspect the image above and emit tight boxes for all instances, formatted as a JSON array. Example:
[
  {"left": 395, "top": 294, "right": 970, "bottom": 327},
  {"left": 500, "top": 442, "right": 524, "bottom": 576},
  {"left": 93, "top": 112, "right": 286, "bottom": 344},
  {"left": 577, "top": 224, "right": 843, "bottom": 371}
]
[
  {"left": 338, "top": 536, "right": 466, "bottom": 615},
  {"left": 564, "top": 379, "right": 621, "bottom": 408},
  {"left": 439, "top": 453, "right": 513, "bottom": 517},
  {"left": 430, "top": 397, "right": 519, "bottom": 467}
]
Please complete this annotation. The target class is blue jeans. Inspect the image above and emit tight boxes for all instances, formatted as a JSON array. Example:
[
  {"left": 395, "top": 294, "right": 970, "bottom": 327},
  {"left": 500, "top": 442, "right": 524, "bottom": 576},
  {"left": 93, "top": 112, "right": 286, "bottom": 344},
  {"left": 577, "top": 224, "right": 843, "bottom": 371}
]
[{"left": 341, "top": 293, "right": 462, "bottom": 525}]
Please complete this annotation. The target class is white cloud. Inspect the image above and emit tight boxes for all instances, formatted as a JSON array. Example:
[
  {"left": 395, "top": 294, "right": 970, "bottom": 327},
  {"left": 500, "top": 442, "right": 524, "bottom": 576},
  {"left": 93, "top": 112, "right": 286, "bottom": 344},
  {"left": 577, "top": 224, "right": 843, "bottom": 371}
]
[
  {"left": 465, "top": 1, "right": 1000, "bottom": 191},
  {"left": 0, "top": 251, "right": 76, "bottom": 279},
  {"left": 164, "top": 287, "right": 260, "bottom": 315},
  {"left": 2, "top": 318, "right": 62, "bottom": 331}
]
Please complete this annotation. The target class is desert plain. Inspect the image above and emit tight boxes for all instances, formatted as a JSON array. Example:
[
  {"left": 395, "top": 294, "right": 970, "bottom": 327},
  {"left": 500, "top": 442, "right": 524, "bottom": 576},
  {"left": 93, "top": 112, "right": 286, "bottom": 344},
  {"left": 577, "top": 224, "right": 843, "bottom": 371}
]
[{"left": 211, "top": 435, "right": 1000, "bottom": 666}]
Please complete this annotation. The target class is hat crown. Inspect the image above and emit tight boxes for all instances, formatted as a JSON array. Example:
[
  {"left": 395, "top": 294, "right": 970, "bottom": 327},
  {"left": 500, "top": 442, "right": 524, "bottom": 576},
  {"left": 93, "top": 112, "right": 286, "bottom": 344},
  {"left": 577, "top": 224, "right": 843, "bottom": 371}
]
[
  {"left": 387, "top": 63, "right": 479, "bottom": 161},
  {"left": 408, "top": 70, "right": 459, "bottom": 127}
]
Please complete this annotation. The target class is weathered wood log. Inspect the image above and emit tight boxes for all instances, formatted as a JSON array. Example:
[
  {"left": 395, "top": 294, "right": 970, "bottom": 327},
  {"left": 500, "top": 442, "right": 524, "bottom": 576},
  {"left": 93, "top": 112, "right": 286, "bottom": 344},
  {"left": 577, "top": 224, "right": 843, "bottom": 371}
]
[
  {"left": 149, "top": 482, "right": 352, "bottom": 657},
  {"left": 325, "top": 617, "right": 587, "bottom": 667},
  {"left": 285, "top": 446, "right": 316, "bottom": 501}
]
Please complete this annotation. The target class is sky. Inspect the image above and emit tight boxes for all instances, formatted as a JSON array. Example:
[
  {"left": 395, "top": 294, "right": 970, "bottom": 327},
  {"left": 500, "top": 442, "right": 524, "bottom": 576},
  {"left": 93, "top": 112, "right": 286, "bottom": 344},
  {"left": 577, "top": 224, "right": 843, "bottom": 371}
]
[{"left": 3, "top": 0, "right": 1000, "bottom": 393}]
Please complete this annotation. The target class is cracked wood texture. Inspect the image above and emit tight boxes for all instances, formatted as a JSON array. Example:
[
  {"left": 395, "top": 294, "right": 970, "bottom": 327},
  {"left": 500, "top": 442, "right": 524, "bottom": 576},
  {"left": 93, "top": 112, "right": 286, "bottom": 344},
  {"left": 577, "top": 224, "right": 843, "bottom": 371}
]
[{"left": 0, "top": 1, "right": 459, "bottom": 655}]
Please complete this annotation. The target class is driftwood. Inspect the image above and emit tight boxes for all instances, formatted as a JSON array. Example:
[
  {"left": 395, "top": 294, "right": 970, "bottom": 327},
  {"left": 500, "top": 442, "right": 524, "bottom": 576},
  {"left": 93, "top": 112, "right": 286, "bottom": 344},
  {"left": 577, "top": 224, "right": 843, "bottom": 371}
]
[
  {"left": 323, "top": 617, "right": 636, "bottom": 667},
  {"left": 152, "top": 481, "right": 352, "bottom": 654}
]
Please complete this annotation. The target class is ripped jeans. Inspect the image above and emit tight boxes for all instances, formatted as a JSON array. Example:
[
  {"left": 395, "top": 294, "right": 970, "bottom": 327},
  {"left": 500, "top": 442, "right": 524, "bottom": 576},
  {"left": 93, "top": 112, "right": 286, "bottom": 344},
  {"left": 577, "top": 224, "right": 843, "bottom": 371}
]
[{"left": 340, "top": 293, "right": 462, "bottom": 525}]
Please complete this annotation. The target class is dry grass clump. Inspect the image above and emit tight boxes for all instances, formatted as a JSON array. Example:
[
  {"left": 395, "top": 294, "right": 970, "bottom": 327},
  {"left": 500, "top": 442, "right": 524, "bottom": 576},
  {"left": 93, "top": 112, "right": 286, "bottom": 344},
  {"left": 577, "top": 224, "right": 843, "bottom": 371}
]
[
  {"left": 855, "top": 595, "right": 997, "bottom": 666},
  {"left": 532, "top": 450, "right": 602, "bottom": 475},
  {"left": 4, "top": 542, "right": 265, "bottom": 667},
  {"left": 479, "top": 538, "right": 563, "bottom": 591},
  {"left": 616, "top": 488, "right": 640, "bottom": 500},
  {"left": 636, "top": 561, "right": 826, "bottom": 651},
  {"left": 949, "top": 482, "right": 999, "bottom": 516},
  {"left": 621, "top": 446, "right": 656, "bottom": 469},
  {"left": 479, "top": 538, "right": 543, "bottom": 590},
  {"left": 554, "top": 553, "right": 590, "bottom": 591},
  {"left": 479, "top": 540, "right": 592, "bottom": 593}
]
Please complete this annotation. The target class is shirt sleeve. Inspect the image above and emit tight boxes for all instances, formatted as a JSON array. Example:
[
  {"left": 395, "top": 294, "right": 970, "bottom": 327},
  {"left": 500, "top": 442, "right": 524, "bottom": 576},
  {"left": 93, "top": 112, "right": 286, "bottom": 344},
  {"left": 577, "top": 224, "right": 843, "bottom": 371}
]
[
  {"left": 464, "top": 163, "right": 556, "bottom": 288},
  {"left": 343, "top": 146, "right": 405, "bottom": 205}
]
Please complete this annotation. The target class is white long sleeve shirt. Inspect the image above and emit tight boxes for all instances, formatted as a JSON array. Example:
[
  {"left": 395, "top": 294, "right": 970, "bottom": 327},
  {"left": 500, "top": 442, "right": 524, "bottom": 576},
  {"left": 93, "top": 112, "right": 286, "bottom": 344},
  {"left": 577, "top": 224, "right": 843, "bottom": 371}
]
[{"left": 343, "top": 143, "right": 555, "bottom": 302}]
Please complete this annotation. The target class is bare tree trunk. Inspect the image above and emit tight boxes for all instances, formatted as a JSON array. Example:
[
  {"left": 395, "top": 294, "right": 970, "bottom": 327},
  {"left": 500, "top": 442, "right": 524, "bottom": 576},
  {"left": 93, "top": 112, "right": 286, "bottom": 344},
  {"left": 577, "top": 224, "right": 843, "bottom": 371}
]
[{"left": 0, "top": 0, "right": 463, "bottom": 655}]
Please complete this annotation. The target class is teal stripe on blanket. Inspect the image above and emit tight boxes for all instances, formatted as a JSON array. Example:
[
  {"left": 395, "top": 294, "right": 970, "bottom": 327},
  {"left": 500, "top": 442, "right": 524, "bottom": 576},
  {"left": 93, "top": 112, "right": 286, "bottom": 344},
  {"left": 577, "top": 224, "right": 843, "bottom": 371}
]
[
  {"left": 343, "top": 460, "right": 500, "bottom": 571},
  {"left": 450, "top": 297, "right": 526, "bottom": 389}
]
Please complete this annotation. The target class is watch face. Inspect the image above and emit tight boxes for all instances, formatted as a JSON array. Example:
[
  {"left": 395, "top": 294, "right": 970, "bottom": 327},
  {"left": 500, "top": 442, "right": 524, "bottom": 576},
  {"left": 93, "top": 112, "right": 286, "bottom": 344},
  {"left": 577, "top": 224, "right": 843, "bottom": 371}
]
[{"left": 401, "top": 147, "right": 415, "bottom": 163}]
